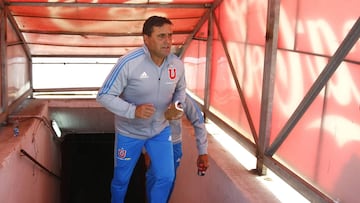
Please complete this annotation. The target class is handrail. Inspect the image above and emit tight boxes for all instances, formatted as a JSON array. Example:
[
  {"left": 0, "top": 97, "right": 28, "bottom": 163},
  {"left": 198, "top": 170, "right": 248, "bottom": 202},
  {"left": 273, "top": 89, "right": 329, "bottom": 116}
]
[
  {"left": 20, "top": 149, "right": 61, "bottom": 181},
  {"left": 8, "top": 115, "right": 62, "bottom": 141}
]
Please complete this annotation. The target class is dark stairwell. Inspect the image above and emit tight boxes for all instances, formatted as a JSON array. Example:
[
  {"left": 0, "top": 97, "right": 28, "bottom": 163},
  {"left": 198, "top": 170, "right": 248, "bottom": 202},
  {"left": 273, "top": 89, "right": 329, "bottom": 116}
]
[{"left": 60, "top": 133, "right": 146, "bottom": 203}]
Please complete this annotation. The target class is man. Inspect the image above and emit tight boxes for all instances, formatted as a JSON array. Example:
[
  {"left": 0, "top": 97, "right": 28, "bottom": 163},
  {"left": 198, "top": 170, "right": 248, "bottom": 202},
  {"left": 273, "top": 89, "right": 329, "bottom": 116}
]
[
  {"left": 96, "top": 16, "right": 186, "bottom": 203},
  {"left": 145, "top": 94, "right": 209, "bottom": 201}
]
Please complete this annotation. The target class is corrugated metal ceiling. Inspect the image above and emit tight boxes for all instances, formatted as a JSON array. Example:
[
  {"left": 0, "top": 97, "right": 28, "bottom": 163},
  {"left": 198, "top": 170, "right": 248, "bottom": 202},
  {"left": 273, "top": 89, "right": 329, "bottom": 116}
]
[{"left": 4, "top": 0, "right": 215, "bottom": 57}]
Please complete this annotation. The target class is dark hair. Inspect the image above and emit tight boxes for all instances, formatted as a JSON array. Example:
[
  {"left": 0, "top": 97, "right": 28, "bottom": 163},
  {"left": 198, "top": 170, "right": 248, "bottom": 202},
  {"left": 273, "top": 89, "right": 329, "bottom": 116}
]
[{"left": 142, "top": 16, "right": 173, "bottom": 36}]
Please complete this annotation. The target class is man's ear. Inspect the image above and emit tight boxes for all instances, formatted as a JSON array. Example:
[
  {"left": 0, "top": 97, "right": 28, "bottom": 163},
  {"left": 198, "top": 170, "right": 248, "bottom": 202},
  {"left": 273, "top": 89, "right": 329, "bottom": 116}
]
[{"left": 143, "top": 34, "right": 149, "bottom": 44}]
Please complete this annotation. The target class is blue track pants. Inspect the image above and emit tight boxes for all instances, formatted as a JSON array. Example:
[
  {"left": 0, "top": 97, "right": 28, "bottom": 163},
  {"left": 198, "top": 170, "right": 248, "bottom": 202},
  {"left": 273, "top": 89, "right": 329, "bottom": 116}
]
[
  {"left": 168, "top": 142, "right": 183, "bottom": 201},
  {"left": 111, "top": 126, "right": 174, "bottom": 203},
  {"left": 148, "top": 142, "right": 183, "bottom": 202}
]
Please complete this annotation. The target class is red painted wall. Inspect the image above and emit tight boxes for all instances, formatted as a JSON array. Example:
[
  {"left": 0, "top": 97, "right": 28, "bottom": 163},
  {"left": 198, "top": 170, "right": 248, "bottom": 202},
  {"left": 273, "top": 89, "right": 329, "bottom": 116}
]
[
  {"left": 183, "top": 0, "right": 360, "bottom": 202},
  {"left": 0, "top": 100, "right": 61, "bottom": 203}
]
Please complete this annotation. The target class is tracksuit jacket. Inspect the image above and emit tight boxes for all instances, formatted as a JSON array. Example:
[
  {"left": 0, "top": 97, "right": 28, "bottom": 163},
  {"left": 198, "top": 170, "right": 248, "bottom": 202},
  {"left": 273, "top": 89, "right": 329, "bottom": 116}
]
[{"left": 97, "top": 45, "right": 186, "bottom": 139}]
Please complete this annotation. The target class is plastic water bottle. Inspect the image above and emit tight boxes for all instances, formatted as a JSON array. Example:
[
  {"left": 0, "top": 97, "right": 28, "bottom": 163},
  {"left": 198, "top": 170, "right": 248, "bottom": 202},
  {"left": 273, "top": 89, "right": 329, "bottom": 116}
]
[
  {"left": 198, "top": 169, "right": 206, "bottom": 176},
  {"left": 197, "top": 162, "right": 206, "bottom": 176}
]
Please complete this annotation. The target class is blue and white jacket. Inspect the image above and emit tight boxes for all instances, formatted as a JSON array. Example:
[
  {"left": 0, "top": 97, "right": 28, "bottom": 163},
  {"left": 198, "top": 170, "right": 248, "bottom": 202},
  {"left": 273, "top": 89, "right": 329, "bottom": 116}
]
[{"left": 97, "top": 45, "right": 186, "bottom": 139}]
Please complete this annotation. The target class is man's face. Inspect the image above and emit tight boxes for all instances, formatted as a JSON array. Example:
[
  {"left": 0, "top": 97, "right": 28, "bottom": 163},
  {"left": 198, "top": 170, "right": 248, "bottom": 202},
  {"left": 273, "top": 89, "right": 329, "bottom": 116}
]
[{"left": 144, "top": 24, "right": 173, "bottom": 60}]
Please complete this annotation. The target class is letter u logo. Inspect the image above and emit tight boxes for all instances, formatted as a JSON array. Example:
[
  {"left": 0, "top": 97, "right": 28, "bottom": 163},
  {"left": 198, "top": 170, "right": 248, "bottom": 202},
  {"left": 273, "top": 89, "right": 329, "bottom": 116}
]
[{"left": 168, "top": 68, "right": 176, "bottom": 80}]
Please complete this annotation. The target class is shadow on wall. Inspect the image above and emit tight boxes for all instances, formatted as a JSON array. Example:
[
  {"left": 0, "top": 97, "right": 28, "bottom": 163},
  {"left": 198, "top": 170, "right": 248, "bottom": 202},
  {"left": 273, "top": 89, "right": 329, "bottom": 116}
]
[{"left": 334, "top": 153, "right": 360, "bottom": 202}]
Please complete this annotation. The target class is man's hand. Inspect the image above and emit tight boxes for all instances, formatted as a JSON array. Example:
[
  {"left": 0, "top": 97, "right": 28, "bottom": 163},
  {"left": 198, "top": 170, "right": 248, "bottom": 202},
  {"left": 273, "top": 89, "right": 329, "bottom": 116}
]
[
  {"left": 135, "top": 104, "right": 155, "bottom": 119},
  {"left": 164, "top": 102, "right": 184, "bottom": 120},
  {"left": 197, "top": 154, "right": 209, "bottom": 176}
]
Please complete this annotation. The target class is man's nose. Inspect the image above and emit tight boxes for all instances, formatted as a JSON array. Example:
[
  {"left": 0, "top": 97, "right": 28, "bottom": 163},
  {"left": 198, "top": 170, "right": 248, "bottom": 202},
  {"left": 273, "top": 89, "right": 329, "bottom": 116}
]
[{"left": 165, "top": 34, "right": 172, "bottom": 43}]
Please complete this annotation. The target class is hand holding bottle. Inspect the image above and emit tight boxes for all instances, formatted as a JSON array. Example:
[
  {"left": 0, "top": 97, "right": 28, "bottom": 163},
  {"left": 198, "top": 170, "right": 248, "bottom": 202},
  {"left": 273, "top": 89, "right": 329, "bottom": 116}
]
[{"left": 197, "top": 154, "right": 209, "bottom": 176}]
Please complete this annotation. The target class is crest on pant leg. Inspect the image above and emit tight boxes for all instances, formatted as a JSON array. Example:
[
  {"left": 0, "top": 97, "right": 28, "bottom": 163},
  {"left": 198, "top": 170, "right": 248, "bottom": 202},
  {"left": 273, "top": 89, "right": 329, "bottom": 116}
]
[{"left": 117, "top": 148, "right": 127, "bottom": 159}]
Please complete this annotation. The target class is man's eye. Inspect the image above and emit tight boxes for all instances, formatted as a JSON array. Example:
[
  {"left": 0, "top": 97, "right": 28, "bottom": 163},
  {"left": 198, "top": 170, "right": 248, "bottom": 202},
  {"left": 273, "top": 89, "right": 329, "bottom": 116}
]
[{"left": 157, "top": 34, "right": 172, "bottom": 39}]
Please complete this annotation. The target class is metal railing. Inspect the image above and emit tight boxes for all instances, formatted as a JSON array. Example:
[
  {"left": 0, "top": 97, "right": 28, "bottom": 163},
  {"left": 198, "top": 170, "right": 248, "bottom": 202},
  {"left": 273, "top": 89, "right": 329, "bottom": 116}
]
[{"left": 20, "top": 149, "right": 61, "bottom": 180}]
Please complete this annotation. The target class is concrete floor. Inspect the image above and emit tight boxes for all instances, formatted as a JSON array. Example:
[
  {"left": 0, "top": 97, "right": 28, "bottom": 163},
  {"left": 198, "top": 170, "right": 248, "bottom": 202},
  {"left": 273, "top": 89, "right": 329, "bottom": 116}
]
[{"left": 169, "top": 119, "right": 282, "bottom": 203}]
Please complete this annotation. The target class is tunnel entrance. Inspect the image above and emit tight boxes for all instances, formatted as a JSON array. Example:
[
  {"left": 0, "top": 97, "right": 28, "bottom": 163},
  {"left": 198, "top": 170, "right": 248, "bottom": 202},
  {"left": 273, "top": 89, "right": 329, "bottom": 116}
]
[{"left": 60, "top": 133, "right": 146, "bottom": 203}]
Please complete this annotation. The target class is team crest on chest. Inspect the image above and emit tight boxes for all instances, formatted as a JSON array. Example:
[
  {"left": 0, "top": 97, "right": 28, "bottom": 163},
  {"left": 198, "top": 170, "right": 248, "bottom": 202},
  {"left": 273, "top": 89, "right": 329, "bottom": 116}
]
[{"left": 168, "top": 64, "right": 176, "bottom": 80}]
